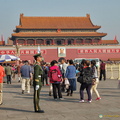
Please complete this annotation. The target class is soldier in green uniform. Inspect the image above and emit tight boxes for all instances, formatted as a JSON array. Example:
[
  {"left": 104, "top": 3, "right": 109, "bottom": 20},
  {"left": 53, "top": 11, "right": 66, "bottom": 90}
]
[{"left": 33, "top": 53, "right": 44, "bottom": 113}]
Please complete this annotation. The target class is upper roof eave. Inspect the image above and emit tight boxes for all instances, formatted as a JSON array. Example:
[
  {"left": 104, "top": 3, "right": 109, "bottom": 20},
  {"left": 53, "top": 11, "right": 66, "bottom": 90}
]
[
  {"left": 16, "top": 26, "right": 101, "bottom": 30},
  {"left": 12, "top": 32, "right": 107, "bottom": 37}
]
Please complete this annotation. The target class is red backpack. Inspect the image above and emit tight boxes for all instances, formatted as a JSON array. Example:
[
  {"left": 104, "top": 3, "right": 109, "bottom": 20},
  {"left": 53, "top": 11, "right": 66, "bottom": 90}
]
[{"left": 50, "top": 69, "right": 61, "bottom": 82}]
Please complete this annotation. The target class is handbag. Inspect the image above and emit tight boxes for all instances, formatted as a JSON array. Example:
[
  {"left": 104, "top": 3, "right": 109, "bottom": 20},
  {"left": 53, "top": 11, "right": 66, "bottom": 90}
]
[
  {"left": 77, "top": 76, "right": 83, "bottom": 83},
  {"left": 65, "top": 78, "right": 70, "bottom": 85},
  {"left": 92, "top": 78, "right": 96, "bottom": 85}
]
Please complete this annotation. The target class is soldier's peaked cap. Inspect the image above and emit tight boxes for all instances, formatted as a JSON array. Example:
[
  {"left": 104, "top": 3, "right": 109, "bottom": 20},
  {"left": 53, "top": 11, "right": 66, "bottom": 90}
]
[{"left": 33, "top": 53, "right": 42, "bottom": 58}]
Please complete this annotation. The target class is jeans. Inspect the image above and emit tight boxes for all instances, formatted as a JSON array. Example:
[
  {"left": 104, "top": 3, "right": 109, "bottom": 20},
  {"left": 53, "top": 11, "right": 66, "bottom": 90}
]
[
  {"left": 7, "top": 75, "right": 11, "bottom": 84},
  {"left": 52, "top": 83, "right": 62, "bottom": 99},
  {"left": 80, "top": 83, "right": 92, "bottom": 101},
  {"left": 43, "top": 74, "right": 48, "bottom": 85},
  {"left": 67, "top": 78, "right": 76, "bottom": 94}
]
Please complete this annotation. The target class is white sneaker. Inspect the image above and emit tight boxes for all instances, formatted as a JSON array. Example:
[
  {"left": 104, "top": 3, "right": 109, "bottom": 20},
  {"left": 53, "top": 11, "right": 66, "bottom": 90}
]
[
  {"left": 79, "top": 100, "right": 85, "bottom": 103},
  {"left": 27, "top": 91, "right": 30, "bottom": 93},
  {"left": 88, "top": 100, "right": 92, "bottom": 103},
  {"left": 59, "top": 98, "right": 64, "bottom": 100}
]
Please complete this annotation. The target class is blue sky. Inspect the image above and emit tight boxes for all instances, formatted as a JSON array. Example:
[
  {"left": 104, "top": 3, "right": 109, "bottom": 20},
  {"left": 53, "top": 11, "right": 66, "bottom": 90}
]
[{"left": 0, "top": 0, "right": 120, "bottom": 43}]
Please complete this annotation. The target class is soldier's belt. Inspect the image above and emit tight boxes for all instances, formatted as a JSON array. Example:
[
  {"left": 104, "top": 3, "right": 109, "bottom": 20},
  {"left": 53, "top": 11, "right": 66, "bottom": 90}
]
[{"left": 35, "top": 79, "right": 39, "bottom": 82}]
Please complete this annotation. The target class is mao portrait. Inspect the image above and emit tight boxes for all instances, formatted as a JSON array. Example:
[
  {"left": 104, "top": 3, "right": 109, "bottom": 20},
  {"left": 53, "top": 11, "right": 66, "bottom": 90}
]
[{"left": 58, "top": 47, "right": 66, "bottom": 57}]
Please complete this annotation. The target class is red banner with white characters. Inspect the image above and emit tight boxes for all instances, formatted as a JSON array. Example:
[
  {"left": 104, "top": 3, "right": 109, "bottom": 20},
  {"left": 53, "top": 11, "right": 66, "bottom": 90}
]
[
  {"left": 78, "top": 49, "right": 120, "bottom": 54},
  {"left": 0, "top": 49, "right": 46, "bottom": 55},
  {"left": 0, "top": 50, "right": 16, "bottom": 55},
  {"left": 20, "top": 50, "right": 46, "bottom": 55}
]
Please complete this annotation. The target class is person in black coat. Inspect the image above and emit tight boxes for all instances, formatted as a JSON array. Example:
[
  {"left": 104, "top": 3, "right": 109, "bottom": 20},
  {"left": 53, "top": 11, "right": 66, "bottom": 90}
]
[{"left": 79, "top": 60, "right": 93, "bottom": 103}]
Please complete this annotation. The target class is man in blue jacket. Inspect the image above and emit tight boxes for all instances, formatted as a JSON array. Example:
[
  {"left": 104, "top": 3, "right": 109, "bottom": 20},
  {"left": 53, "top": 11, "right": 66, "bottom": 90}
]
[{"left": 20, "top": 60, "right": 32, "bottom": 94}]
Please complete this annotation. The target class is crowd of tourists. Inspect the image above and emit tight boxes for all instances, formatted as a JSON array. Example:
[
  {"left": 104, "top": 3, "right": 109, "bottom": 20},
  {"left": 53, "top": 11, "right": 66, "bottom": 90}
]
[{"left": 0, "top": 54, "right": 108, "bottom": 113}]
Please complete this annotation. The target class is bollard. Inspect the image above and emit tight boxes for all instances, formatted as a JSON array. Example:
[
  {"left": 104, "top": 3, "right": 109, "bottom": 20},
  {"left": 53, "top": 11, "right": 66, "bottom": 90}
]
[
  {"left": 110, "top": 64, "right": 114, "bottom": 79},
  {"left": 118, "top": 64, "right": 120, "bottom": 80},
  {"left": 106, "top": 64, "right": 107, "bottom": 72}
]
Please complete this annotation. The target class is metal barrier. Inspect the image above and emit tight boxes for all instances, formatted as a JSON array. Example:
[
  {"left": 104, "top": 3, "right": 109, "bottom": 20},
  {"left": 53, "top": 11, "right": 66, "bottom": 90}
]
[
  {"left": 118, "top": 64, "right": 120, "bottom": 80},
  {"left": 106, "top": 64, "right": 120, "bottom": 80}
]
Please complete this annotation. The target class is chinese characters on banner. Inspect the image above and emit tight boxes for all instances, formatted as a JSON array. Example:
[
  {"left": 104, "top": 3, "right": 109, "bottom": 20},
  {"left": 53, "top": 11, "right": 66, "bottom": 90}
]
[
  {"left": 0, "top": 50, "right": 46, "bottom": 55},
  {"left": 78, "top": 49, "right": 120, "bottom": 54},
  {"left": 0, "top": 50, "right": 16, "bottom": 55}
]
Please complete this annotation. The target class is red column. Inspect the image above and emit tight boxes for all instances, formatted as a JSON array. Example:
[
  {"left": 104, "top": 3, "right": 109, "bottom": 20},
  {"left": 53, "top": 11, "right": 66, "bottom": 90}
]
[
  {"left": 34, "top": 39, "right": 36, "bottom": 45},
  {"left": 52, "top": 39, "right": 55, "bottom": 45},
  {"left": 91, "top": 39, "right": 94, "bottom": 45},
  {"left": 23, "top": 39, "right": 25, "bottom": 45},
  {"left": 43, "top": 39, "right": 46, "bottom": 45},
  {"left": 65, "top": 39, "right": 68, "bottom": 45},
  {"left": 82, "top": 39, "right": 85, "bottom": 45},
  {"left": 74, "top": 39, "right": 76, "bottom": 45},
  {"left": 25, "top": 39, "right": 27, "bottom": 45},
  {"left": 64, "top": 39, "right": 65, "bottom": 45}
]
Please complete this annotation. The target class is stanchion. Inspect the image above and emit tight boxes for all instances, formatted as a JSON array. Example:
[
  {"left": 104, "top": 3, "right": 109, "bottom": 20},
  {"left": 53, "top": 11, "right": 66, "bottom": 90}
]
[
  {"left": 106, "top": 64, "right": 108, "bottom": 79},
  {"left": 118, "top": 64, "right": 120, "bottom": 80},
  {"left": 110, "top": 64, "right": 114, "bottom": 79}
]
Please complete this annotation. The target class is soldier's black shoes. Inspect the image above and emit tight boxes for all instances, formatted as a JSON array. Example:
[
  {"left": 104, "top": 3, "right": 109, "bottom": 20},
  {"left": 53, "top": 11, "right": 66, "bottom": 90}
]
[{"left": 35, "top": 110, "right": 45, "bottom": 113}]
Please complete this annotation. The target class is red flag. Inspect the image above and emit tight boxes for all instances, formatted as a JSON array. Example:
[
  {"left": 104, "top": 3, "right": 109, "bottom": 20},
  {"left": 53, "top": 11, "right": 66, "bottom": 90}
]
[{"left": 1, "top": 35, "right": 4, "bottom": 45}]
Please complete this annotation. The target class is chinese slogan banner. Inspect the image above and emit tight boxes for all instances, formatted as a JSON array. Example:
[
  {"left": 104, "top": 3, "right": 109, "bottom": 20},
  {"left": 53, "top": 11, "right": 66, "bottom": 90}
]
[
  {"left": 0, "top": 49, "right": 46, "bottom": 55},
  {"left": 78, "top": 49, "right": 120, "bottom": 54}
]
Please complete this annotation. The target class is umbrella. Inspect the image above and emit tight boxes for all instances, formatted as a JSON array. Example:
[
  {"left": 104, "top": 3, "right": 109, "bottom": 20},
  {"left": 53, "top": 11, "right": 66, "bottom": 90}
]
[{"left": 0, "top": 54, "right": 20, "bottom": 63}]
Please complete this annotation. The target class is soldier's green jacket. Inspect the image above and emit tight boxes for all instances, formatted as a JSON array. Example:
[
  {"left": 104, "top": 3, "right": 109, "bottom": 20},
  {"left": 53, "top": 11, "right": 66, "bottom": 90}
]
[{"left": 33, "top": 62, "right": 43, "bottom": 86}]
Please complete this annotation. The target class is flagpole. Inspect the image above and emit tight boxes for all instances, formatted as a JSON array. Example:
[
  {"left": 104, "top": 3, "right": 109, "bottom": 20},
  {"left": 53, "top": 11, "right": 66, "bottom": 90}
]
[{"left": 114, "top": 35, "right": 117, "bottom": 43}]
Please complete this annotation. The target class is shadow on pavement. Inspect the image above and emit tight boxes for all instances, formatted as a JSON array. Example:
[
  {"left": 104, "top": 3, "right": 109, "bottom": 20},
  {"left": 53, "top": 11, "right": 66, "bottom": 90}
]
[
  {"left": 0, "top": 107, "right": 33, "bottom": 113},
  {"left": 98, "top": 88, "right": 118, "bottom": 90},
  {"left": 40, "top": 97, "right": 79, "bottom": 103},
  {"left": 3, "top": 84, "right": 21, "bottom": 88},
  {"left": 101, "top": 94, "right": 120, "bottom": 97}
]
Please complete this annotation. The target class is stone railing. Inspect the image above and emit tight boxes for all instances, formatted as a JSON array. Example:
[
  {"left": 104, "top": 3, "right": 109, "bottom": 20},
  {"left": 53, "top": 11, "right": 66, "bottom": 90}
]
[{"left": 105, "top": 64, "right": 120, "bottom": 80}]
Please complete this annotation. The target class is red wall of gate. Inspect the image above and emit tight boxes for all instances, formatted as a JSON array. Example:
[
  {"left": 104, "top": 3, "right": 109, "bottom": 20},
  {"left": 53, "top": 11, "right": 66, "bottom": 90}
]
[
  {"left": 1, "top": 47, "right": 120, "bottom": 63},
  {"left": 19, "top": 48, "right": 120, "bottom": 63}
]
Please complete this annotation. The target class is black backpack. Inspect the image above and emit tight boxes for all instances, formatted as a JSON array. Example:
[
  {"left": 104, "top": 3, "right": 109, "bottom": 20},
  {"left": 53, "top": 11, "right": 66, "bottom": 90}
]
[{"left": 82, "top": 67, "right": 93, "bottom": 84}]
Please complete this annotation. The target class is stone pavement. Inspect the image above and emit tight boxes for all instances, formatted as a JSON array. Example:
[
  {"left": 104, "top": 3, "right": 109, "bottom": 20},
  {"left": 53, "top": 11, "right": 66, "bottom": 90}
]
[{"left": 0, "top": 79, "right": 120, "bottom": 120}]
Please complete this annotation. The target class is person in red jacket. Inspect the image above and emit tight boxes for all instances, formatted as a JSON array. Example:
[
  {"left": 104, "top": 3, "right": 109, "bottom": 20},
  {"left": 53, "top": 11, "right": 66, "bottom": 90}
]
[
  {"left": 99, "top": 61, "right": 106, "bottom": 81},
  {"left": 0, "top": 63, "right": 5, "bottom": 105},
  {"left": 49, "top": 60, "right": 63, "bottom": 100}
]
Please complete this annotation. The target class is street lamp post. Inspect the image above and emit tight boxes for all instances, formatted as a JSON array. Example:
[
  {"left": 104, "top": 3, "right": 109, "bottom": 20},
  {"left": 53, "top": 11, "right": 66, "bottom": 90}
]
[{"left": 13, "top": 43, "right": 22, "bottom": 65}]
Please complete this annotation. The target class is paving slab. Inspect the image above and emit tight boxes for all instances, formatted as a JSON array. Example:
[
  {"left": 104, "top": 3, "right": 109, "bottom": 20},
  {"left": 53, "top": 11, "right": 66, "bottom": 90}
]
[{"left": 0, "top": 79, "right": 120, "bottom": 120}]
